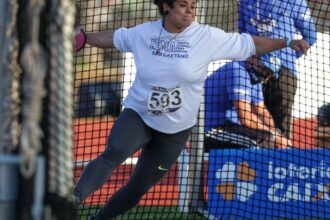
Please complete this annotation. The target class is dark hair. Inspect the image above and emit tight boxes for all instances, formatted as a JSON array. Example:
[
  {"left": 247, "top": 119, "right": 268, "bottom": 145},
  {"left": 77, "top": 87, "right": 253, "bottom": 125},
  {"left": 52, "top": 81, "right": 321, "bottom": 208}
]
[
  {"left": 153, "top": 0, "right": 176, "bottom": 16},
  {"left": 318, "top": 103, "right": 330, "bottom": 126}
]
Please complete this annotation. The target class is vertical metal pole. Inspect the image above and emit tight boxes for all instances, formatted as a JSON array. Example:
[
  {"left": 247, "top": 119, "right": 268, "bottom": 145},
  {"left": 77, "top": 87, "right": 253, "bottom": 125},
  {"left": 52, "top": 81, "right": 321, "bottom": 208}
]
[
  {"left": 187, "top": 104, "right": 206, "bottom": 212},
  {"left": 185, "top": 0, "right": 208, "bottom": 213},
  {"left": 32, "top": 156, "right": 46, "bottom": 220},
  {"left": 0, "top": 156, "right": 20, "bottom": 220},
  {"left": 177, "top": 149, "right": 190, "bottom": 213}
]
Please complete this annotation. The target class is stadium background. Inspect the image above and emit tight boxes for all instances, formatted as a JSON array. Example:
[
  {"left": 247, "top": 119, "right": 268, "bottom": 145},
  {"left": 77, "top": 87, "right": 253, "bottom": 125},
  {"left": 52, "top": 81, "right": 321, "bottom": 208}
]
[
  {"left": 73, "top": 0, "right": 329, "bottom": 219},
  {"left": 0, "top": 0, "right": 329, "bottom": 219}
]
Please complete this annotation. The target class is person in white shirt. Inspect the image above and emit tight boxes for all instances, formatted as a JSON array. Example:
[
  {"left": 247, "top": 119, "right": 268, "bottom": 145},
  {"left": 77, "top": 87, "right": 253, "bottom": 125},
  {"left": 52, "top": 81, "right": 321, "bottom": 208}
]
[{"left": 74, "top": 0, "right": 310, "bottom": 219}]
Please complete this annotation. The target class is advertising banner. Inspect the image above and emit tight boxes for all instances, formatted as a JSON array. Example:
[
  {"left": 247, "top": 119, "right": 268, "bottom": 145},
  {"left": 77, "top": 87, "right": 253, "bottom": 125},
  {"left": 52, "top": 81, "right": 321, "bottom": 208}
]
[{"left": 208, "top": 148, "right": 330, "bottom": 219}]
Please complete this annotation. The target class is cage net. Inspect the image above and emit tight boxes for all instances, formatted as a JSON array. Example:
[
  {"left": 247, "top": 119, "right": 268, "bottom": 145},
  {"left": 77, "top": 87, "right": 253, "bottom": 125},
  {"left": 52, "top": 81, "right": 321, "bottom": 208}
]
[
  {"left": 0, "top": 0, "right": 76, "bottom": 219},
  {"left": 73, "top": 0, "right": 330, "bottom": 219}
]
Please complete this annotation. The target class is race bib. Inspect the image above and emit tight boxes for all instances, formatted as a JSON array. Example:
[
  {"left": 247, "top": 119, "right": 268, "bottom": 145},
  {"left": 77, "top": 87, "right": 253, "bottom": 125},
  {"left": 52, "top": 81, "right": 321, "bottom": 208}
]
[{"left": 147, "top": 86, "right": 183, "bottom": 115}]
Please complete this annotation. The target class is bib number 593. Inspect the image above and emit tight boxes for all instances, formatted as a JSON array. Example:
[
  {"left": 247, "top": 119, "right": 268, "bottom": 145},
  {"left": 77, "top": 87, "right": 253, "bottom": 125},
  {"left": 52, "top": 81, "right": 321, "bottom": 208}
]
[{"left": 148, "top": 86, "right": 183, "bottom": 115}]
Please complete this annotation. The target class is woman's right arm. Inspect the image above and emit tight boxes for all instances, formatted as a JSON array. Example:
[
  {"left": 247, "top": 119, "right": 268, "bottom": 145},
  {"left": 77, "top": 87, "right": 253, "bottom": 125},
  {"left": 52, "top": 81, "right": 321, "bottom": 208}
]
[{"left": 85, "top": 30, "right": 115, "bottom": 48}]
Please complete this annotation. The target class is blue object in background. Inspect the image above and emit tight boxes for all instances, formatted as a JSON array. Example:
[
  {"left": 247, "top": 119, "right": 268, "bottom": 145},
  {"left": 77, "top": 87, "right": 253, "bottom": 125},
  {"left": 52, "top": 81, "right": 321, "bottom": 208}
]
[
  {"left": 76, "top": 81, "right": 122, "bottom": 117},
  {"left": 208, "top": 148, "right": 330, "bottom": 219}
]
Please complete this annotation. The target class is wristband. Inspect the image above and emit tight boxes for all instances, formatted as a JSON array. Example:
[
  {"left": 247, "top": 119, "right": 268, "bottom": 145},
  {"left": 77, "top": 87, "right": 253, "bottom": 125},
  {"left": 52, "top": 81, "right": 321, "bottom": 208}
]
[{"left": 286, "top": 39, "right": 293, "bottom": 48}]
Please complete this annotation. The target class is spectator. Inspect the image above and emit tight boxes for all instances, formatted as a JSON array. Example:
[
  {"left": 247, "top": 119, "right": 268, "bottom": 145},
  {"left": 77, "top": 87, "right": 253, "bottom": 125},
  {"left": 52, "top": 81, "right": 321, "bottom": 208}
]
[
  {"left": 238, "top": 0, "right": 317, "bottom": 139},
  {"left": 205, "top": 60, "right": 291, "bottom": 149}
]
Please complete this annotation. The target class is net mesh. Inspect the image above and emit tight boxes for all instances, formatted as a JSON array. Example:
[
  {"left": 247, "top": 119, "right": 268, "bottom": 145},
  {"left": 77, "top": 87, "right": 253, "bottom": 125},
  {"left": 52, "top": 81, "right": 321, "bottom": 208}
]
[{"left": 73, "top": 0, "right": 330, "bottom": 219}]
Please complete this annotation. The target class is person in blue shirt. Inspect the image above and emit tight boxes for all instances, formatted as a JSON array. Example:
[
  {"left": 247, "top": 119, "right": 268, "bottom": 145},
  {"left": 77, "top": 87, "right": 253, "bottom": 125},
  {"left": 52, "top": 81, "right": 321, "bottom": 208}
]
[
  {"left": 238, "top": 0, "right": 317, "bottom": 139},
  {"left": 205, "top": 60, "right": 291, "bottom": 149}
]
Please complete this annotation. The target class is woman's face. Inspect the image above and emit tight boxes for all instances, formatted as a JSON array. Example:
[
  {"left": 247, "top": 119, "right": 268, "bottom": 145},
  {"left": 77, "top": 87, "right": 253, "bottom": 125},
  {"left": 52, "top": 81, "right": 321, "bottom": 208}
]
[{"left": 164, "top": 0, "right": 197, "bottom": 32}]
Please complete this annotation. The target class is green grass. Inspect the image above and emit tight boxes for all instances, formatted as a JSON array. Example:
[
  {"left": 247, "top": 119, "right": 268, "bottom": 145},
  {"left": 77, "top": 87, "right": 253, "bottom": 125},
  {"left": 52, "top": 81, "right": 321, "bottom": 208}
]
[{"left": 77, "top": 206, "right": 209, "bottom": 220}]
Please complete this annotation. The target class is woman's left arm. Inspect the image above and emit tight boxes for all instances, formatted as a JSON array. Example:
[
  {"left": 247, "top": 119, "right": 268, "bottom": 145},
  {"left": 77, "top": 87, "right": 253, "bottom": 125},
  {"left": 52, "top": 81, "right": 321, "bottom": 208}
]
[{"left": 252, "top": 36, "right": 310, "bottom": 56}]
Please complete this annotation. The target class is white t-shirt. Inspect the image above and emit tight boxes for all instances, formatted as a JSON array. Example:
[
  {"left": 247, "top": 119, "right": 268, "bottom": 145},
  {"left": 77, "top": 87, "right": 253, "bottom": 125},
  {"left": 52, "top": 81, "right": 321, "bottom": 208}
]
[{"left": 114, "top": 19, "right": 256, "bottom": 134}]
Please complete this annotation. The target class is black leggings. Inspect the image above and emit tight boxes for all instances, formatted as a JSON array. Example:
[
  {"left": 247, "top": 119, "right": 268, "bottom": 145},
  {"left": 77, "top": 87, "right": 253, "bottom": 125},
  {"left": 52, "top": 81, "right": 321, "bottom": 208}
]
[{"left": 75, "top": 108, "right": 192, "bottom": 219}]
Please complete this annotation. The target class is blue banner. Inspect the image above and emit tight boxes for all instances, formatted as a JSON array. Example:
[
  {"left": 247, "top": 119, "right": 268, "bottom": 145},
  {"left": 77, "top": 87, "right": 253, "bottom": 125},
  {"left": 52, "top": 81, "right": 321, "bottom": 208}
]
[{"left": 208, "top": 148, "right": 330, "bottom": 219}]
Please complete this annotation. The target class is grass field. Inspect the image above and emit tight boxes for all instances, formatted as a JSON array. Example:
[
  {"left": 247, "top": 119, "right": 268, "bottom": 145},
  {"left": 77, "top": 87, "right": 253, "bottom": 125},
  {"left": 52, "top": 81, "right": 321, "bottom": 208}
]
[{"left": 77, "top": 206, "right": 209, "bottom": 220}]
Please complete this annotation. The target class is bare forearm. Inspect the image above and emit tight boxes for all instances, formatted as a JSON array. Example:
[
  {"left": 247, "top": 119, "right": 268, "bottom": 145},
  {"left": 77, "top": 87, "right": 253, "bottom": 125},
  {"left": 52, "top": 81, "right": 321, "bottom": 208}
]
[
  {"left": 258, "top": 109, "right": 276, "bottom": 132},
  {"left": 236, "top": 100, "right": 272, "bottom": 132},
  {"left": 86, "top": 30, "right": 115, "bottom": 48},
  {"left": 239, "top": 113, "right": 271, "bottom": 133},
  {"left": 253, "top": 36, "right": 286, "bottom": 55},
  {"left": 253, "top": 36, "right": 310, "bottom": 56}
]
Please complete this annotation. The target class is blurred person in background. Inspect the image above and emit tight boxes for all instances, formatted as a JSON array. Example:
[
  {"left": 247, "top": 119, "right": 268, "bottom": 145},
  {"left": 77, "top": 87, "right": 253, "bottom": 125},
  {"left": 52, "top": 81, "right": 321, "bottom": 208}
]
[
  {"left": 205, "top": 58, "right": 292, "bottom": 150},
  {"left": 238, "top": 0, "right": 317, "bottom": 139}
]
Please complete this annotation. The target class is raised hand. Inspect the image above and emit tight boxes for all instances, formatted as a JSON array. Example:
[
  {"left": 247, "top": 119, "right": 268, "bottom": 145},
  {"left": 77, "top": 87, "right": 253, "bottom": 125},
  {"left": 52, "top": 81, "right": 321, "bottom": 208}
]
[
  {"left": 289, "top": 39, "right": 310, "bottom": 55},
  {"left": 74, "top": 27, "right": 87, "bottom": 52}
]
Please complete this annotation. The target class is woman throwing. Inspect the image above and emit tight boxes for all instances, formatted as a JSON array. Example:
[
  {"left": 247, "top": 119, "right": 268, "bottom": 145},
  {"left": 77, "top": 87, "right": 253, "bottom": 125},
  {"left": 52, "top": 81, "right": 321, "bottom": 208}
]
[{"left": 74, "top": 0, "right": 310, "bottom": 219}]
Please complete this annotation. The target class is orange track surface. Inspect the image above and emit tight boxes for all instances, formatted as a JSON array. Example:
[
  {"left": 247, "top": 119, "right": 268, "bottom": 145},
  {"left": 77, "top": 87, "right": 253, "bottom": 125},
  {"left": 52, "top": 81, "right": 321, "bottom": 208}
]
[{"left": 74, "top": 117, "right": 319, "bottom": 205}]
